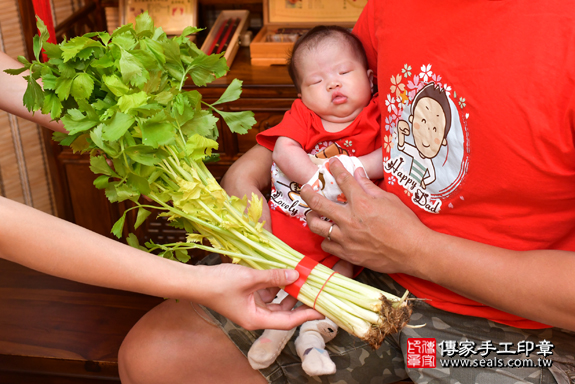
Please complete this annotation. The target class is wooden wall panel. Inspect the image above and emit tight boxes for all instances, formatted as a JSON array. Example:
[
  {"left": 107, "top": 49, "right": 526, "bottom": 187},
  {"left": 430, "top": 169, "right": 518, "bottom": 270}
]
[{"left": 63, "top": 161, "right": 120, "bottom": 237}]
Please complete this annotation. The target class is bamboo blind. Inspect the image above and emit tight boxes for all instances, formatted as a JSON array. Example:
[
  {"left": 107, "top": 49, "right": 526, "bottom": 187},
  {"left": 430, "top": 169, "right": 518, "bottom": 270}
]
[{"left": 0, "top": 0, "right": 83, "bottom": 215}]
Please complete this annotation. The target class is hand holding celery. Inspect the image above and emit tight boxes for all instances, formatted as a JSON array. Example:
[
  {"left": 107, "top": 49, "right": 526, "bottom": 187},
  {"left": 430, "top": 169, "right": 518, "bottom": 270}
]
[{"left": 8, "top": 13, "right": 411, "bottom": 348}]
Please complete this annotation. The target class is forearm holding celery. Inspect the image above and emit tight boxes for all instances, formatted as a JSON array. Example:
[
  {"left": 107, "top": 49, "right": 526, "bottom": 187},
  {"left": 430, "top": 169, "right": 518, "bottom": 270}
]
[
  {"left": 0, "top": 196, "right": 202, "bottom": 298},
  {"left": 0, "top": 196, "right": 320, "bottom": 331}
]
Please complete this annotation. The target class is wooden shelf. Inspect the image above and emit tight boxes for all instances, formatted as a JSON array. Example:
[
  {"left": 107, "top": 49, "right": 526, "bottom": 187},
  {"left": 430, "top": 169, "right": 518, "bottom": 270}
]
[
  {"left": 185, "top": 47, "right": 297, "bottom": 97},
  {"left": 0, "top": 258, "right": 163, "bottom": 382}
]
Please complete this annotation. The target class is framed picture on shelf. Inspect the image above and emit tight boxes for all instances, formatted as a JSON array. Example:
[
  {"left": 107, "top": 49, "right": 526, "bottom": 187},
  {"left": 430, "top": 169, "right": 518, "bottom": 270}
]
[{"left": 119, "top": 0, "right": 198, "bottom": 35}]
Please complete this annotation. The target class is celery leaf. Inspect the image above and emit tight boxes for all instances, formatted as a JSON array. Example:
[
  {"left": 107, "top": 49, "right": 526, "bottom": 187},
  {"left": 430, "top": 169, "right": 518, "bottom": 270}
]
[
  {"left": 217, "top": 110, "right": 256, "bottom": 135},
  {"left": 213, "top": 78, "right": 243, "bottom": 105},
  {"left": 102, "top": 111, "right": 135, "bottom": 141}
]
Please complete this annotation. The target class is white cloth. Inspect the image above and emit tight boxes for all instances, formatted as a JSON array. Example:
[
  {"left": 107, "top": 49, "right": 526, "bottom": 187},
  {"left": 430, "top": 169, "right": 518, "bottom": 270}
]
[{"left": 305, "top": 155, "right": 366, "bottom": 204}]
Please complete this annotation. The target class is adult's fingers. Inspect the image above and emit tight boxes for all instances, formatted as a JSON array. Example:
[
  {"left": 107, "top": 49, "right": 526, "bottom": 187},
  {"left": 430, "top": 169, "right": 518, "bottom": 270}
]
[
  {"left": 300, "top": 184, "right": 345, "bottom": 222},
  {"left": 249, "top": 268, "right": 299, "bottom": 292},
  {"left": 304, "top": 209, "right": 333, "bottom": 237},
  {"left": 327, "top": 157, "right": 371, "bottom": 202},
  {"left": 264, "top": 294, "right": 298, "bottom": 312},
  {"left": 304, "top": 210, "right": 346, "bottom": 256},
  {"left": 254, "top": 307, "right": 323, "bottom": 330},
  {"left": 257, "top": 287, "right": 281, "bottom": 303},
  {"left": 353, "top": 166, "right": 384, "bottom": 197}
]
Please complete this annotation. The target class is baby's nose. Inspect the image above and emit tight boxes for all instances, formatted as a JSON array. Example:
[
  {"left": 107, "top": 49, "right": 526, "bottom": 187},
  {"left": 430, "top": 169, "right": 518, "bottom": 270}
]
[{"left": 327, "top": 81, "right": 341, "bottom": 91}]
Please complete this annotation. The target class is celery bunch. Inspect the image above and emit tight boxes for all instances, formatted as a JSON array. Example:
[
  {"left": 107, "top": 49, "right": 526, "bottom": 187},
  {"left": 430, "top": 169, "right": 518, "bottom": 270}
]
[{"left": 9, "top": 14, "right": 411, "bottom": 348}]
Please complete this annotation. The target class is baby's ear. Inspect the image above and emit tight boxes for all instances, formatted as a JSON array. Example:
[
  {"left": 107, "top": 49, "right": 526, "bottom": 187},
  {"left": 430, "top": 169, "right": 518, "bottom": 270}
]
[
  {"left": 297, "top": 93, "right": 302, "bottom": 98},
  {"left": 367, "top": 69, "right": 374, "bottom": 93}
]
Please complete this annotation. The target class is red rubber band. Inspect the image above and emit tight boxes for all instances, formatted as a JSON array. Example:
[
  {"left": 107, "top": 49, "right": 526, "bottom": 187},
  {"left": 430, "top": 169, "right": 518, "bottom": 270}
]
[
  {"left": 313, "top": 271, "right": 338, "bottom": 310},
  {"left": 284, "top": 257, "right": 319, "bottom": 298}
]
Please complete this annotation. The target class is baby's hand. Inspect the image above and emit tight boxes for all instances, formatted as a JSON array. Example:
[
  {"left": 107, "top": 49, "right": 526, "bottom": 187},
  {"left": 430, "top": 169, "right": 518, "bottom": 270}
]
[{"left": 305, "top": 155, "right": 366, "bottom": 204}]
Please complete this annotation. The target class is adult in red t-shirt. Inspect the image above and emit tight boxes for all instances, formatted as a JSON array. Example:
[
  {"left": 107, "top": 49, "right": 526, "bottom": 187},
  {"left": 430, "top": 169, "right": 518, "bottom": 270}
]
[{"left": 118, "top": 2, "right": 575, "bottom": 384}]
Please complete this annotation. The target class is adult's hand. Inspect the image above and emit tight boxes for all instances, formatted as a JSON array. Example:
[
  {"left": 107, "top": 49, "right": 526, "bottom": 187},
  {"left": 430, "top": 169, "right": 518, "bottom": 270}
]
[
  {"left": 300, "top": 158, "right": 431, "bottom": 276},
  {"left": 194, "top": 263, "right": 322, "bottom": 331},
  {"left": 303, "top": 159, "right": 575, "bottom": 332}
]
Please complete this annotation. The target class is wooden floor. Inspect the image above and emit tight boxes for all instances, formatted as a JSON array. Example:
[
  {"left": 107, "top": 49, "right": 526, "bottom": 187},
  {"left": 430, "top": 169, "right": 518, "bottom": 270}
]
[{"left": 0, "top": 258, "right": 163, "bottom": 383}]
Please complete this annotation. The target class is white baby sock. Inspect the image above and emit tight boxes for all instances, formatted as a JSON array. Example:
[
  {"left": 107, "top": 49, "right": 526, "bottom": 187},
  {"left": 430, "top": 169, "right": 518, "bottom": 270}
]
[
  {"left": 248, "top": 327, "right": 296, "bottom": 369},
  {"left": 294, "top": 317, "right": 339, "bottom": 376},
  {"left": 248, "top": 290, "right": 296, "bottom": 370}
]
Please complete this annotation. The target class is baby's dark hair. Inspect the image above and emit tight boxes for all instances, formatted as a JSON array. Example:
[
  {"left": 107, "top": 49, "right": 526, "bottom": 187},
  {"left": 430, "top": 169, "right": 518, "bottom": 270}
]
[{"left": 287, "top": 25, "right": 369, "bottom": 93}]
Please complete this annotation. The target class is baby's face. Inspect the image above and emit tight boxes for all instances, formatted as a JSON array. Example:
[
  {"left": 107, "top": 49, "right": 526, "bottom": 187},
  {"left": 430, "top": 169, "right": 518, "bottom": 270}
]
[{"left": 297, "top": 37, "right": 373, "bottom": 125}]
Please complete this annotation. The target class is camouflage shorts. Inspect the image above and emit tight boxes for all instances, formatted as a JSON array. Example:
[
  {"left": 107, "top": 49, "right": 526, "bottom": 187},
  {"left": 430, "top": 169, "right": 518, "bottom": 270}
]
[{"left": 199, "top": 255, "right": 575, "bottom": 384}]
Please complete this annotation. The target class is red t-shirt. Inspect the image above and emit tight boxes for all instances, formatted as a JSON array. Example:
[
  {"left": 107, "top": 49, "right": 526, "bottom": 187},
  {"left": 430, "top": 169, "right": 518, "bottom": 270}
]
[
  {"left": 257, "top": 96, "right": 381, "bottom": 269},
  {"left": 353, "top": 0, "right": 575, "bottom": 328}
]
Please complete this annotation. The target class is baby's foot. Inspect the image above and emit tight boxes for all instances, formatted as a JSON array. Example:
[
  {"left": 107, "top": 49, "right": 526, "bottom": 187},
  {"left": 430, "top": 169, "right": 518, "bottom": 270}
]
[
  {"left": 294, "top": 318, "right": 339, "bottom": 376},
  {"left": 301, "top": 347, "right": 336, "bottom": 376},
  {"left": 314, "top": 318, "right": 338, "bottom": 343},
  {"left": 248, "top": 328, "right": 296, "bottom": 370}
]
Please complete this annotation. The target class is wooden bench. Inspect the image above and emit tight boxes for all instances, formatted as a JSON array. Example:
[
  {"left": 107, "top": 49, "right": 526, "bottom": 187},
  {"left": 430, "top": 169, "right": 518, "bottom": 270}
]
[{"left": 0, "top": 258, "right": 162, "bottom": 383}]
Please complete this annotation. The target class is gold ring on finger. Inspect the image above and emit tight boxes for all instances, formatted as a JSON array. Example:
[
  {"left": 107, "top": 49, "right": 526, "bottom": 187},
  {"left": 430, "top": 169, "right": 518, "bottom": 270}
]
[{"left": 327, "top": 223, "right": 335, "bottom": 241}]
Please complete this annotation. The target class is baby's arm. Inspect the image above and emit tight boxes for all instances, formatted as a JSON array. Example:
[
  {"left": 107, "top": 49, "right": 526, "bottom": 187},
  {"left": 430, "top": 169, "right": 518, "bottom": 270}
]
[
  {"left": 273, "top": 136, "right": 318, "bottom": 184},
  {"left": 358, "top": 148, "right": 383, "bottom": 179}
]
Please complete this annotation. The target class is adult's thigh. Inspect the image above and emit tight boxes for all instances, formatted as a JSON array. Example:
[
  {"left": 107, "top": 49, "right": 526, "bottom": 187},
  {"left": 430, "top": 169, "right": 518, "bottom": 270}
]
[{"left": 118, "top": 299, "right": 267, "bottom": 384}]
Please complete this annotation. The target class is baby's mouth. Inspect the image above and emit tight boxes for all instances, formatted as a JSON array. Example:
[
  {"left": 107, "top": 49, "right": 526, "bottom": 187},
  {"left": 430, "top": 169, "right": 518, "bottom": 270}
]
[{"left": 332, "top": 92, "right": 347, "bottom": 105}]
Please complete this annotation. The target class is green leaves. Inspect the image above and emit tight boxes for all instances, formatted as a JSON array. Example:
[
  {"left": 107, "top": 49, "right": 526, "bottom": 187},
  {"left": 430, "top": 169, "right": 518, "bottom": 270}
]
[
  {"left": 23, "top": 76, "right": 44, "bottom": 112},
  {"left": 185, "top": 134, "right": 218, "bottom": 160},
  {"left": 71, "top": 73, "right": 94, "bottom": 99},
  {"left": 90, "top": 155, "right": 119, "bottom": 177},
  {"left": 217, "top": 110, "right": 256, "bottom": 135},
  {"left": 61, "top": 108, "right": 99, "bottom": 134},
  {"left": 135, "top": 12, "right": 155, "bottom": 36},
  {"left": 33, "top": 17, "right": 50, "bottom": 61},
  {"left": 103, "top": 74, "right": 130, "bottom": 97},
  {"left": 119, "top": 48, "right": 149, "bottom": 87},
  {"left": 102, "top": 111, "right": 135, "bottom": 141},
  {"left": 60, "top": 36, "right": 104, "bottom": 62},
  {"left": 189, "top": 54, "right": 228, "bottom": 87},
  {"left": 4, "top": 66, "right": 27, "bottom": 75},
  {"left": 118, "top": 91, "right": 148, "bottom": 112},
  {"left": 141, "top": 119, "right": 176, "bottom": 147},
  {"left": 135, "top": 207, "right": 152, "bottom": 229},
  {"left": 7, "top": 12, "right": 259, "bottom": 253},
  {"left": 55, "top": 77, "right": 73, "bottom": 100},
  {"left": 213, "top": 78, "right": 243, "bottom": 105},
  {"left": 42, "top": 92, "right": 63, "bottom": 120},
  {"left": 111, "top": 213, "right": 126, "bottom": 238},
  {"left": 181, "top": 109, "right": 218, "bottom": 139},
  {"left": 125, "top": 145, "right": 168, "bottom": 165}
]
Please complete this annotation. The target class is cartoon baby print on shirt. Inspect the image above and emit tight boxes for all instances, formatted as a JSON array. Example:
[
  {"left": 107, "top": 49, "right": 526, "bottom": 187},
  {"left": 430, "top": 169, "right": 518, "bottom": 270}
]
[
  {"left": 397, "top": 83, "right": 451, "bottom": 190},
  {"left": 384, "top": 65, "right": 469, "bottom": 214}
]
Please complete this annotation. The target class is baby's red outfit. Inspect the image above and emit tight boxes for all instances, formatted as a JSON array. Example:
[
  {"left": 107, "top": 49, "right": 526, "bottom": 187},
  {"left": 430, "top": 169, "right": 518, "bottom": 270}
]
[{"left": 256, "top": 94, "right": 381, "bottom": 271}]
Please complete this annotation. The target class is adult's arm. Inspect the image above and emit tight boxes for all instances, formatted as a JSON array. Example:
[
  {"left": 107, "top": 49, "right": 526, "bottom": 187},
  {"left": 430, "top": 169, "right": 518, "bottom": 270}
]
[
  {"left": 0, "top": 196, "right": 320, "bottom": 330},
  {"left": 0, "top": 51, "right": 66, "bottom": 132},
  {"left": 301, "top": 159, "right": 575, "bottom": 331},
  {"left": 220, "top": 144, "right": 273, "bottom": 231}
]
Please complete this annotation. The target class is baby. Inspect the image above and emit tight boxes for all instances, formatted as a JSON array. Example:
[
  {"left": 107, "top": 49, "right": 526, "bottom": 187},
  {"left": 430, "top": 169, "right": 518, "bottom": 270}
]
[{"left": 250, "top": 25, "right": 383, "bottom": 376}]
